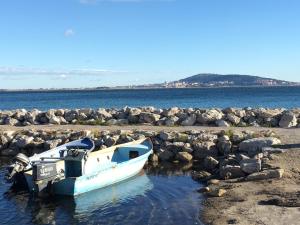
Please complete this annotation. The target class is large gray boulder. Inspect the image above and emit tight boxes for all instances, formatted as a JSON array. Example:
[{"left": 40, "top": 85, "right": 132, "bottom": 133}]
[
  {"left": 4, "top": 117, "right": 19, "bottom": 126},
  {"left": 44, "top": 139, "right": 62, "bottom": 150},
  {"left": 24, "top": 109, "right": 41, "bottom": 124},
  {"left": 46, "top": 109, "right": 56, "bottom": 118},
  {"left": 176, "top": 152, "right": 193, "bottom": 162},
  {"left": 115, "top": 119, "right": 129, "bottom": 125},
  {"left": 240, "top": 158, "right": 261, "bottom": 174},
  {"left": 1, "top": 148, "right": 19, "bottom": 156},
  {"left": 245, "top": 169, "right": 284, "bottom": 181},
  {"left": 0, "top": 135, "right": 9, "bottom": 150},
  {"left": 106, "top": 119, "right": 118, "bottom": 125},
  {"left": 139, "top": 112, "right": 161, "bottom": 124},
  {"left": 217, "top": 135, "right": 232, "bottom": 155},
  {"left": 166, "top": 142, "right": 185, "bottom": 153},
  {"left": 182, "top": 143, "right": 194, "bottom": 153},
  {"left": 128, "top": 107, "right": 142, "bottom": 116},
  {"left": 193, "top": 141, "right": 218, "bottom": 159},
  {"left": 279, "top": 111, "right": 297, "bottom": 128},
  {"left": 197, "top": 109, "right": 224, "bottom": 124},
  {"left": 126, "top": 108, "right": 141, "bottom": 123},
  {"left": 128, "top": 114, "right": 139, "bottom": 124},
  {"left": 64, "top": 110, "right": 79, "bottom": 122},
  {"left": 15, "top": 135, "right": 34, "bottom": 149},
  {"left": 256, "top": 108, "right": 283, "bottom": 118},
  {"left": 174, "top": 133, "right": 189, "bottom": 142},
  {"left": 159, "top": 131, "right": 174, "bottom": 141},
  {"left": 36, "top": 112, "right": 49, "bottom": 124},
  {"left": 55, "top": 109, "right": 65, "bottom": 117},
  {"left": 239, "top": 137, "right": 281, "bottom": 156},
  {"left": 207, "top": 188, "right": 227, "bottom": 197},
  {"left": 47, "top": 110, "right": 62, "bottom": 125},
  {"left": 191, "top": 170, "right": 212, "bottom": 181},
  {"left": 162, "top": 107, "right": 180, "bottom": 117},
  {"left": 78, "top": 108, "right": 93, "bottom": 117},
  {"left": 149, "top": 153, "right": 159, "bottom": 162},
  {"left": 181, "top": 114, "right": 196, "bottom": 126},
  {"left": 158, "top": 150, "right": 174, "bottom": 161},
  {"left": 196, "top": 133, "right": 218, "bottom": 142},
  {"left": 12, "top": 109, "right": 27, "bottom": 121},
  {"left": 165, "top": 116, "right": 179, "bottom": 126},
  {"left": 141, "top": 106, "right": 155, "bottom": 113},
  {"left": 226, "top": 113, "right": 241, "bottom": 125},
  {"left": 220, "top": 165, "right": 246, "bottom": 179},
  {"left": 96, "top": 108, "right": 112, "bottom": 120},
  {"left": 78, "top": 112, "right": 88, "bottom": 121},
  {"left": 262, "top": 147, "right": 287, "bottom": 154},
  {"left": 49, "top": 115, "right": 64, "bottom": 125},
  {"left": 232, "top": 132, "right": 245, "bottom": 144},
  {"left": 3, "top": 131, "right": 15, "bottom": 140},
  {"left": 215, "top": 119, "right": 230, "bottom": 127},
  {"left": 204, "top": 156, "right": 219, "bottom": 171},
  {"left": 103, "top": 135, "right": 118, "bottom": 147}
]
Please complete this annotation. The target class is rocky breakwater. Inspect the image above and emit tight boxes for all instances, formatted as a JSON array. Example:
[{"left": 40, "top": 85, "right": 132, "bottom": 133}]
[
  {"left": 1, "top": 128, "right": 285, "bottom": 185},
  {"left": 1, "top": 107, "right": 300, "bottom": 128}
]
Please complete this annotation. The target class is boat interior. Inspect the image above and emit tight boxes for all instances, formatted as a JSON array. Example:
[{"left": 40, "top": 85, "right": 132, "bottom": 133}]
[
  {"left": 64, "top": 138, "right": 153, "bottom": 178},
  {"left": 112, "top": 143, "right": 152, "bottom": 163}
]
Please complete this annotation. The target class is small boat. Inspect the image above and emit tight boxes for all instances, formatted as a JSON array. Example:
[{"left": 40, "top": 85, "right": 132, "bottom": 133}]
[
  {"left": 6, "top": 137, "right": 153, "bottom": 196},
  {"left": 6, "top": 137, "right": 95, "bottom": 185}
]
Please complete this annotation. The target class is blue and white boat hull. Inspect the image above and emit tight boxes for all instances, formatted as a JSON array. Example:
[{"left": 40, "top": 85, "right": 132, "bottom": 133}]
[
  {"left": 23, "top": 138, "right": 153, "bottom": 196},
  {"left": 53, "top": 149, "right": 152, "bottom": 195}
]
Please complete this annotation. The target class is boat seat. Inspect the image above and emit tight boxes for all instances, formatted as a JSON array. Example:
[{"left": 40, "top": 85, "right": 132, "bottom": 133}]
[{"left": 65, "top": 137, "right": 95, "bottom": 151}]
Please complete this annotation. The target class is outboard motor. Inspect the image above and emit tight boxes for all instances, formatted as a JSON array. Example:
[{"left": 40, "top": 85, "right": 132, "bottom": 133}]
[{"left": 6, "top": 153, "right": 30, "bottom": 182}]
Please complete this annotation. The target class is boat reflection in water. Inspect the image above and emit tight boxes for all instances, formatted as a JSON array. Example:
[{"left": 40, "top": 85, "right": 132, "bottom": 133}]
[
  {"left": 73, "top": 172, "right": 153, "bottom": 215},
  {"left": 1, "top": 162, "right": 202, "bottom": 225},
  {"left": 3, "top": 172, "right": 153, "bottom": 224}
]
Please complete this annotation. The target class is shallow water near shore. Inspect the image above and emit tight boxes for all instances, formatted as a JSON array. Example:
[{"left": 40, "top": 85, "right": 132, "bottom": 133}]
[
  {"left": 0, "top": 159, "right": 203, "bottom": 225},
  {"left": 1, "top": 86, "right": 300, "bottom": 110}
]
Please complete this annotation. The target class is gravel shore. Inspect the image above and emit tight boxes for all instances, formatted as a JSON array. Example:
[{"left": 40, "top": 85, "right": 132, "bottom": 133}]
[{"left": 201, "top": 127, "right": 300, "bottom": 225}]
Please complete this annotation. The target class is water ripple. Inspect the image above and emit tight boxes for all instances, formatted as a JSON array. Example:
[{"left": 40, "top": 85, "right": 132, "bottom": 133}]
[
  {"left": 1, "top": 86, "right": 300, "bottom": 110},
  {"left": 0, "top": 161, "right": 203, "bottom": 225}
]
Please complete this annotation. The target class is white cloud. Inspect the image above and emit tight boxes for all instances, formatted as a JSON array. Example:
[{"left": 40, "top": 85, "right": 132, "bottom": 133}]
[
  {"left": 59, "top": 74, "right": 68, "bottom": 79},
  {"left": 64, "top": 28, "right": 75, "bottom": 37},
  {"left": 0, "top": 66, "right": 128, "bottom": 77}
]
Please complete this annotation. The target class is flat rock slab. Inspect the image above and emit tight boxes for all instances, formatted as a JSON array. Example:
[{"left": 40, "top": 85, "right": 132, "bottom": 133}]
[
  {"left": 240, "top": 159, "right": 261, "bottom": 174},
  {"left": 245, "top": 169, "right": 284, "bottom": 181},
  {"left": 239, "top": 137, "right": 281, "bottom": 156}
]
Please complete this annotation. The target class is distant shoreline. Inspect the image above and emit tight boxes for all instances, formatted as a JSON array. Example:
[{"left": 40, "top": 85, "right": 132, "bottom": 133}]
[{"left": 1, "top": 84, "right": 300, "bottom": 93}]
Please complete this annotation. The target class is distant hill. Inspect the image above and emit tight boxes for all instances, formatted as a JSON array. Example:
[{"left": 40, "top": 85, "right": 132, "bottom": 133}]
[
  {"left": 2, "top": 73, "right": 298, "bottom": 92},
  {"left": 162, "top": 73, "right": 298, "bottom": 88}
]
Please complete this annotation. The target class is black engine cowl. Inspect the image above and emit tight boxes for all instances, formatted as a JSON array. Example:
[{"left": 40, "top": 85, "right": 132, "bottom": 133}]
[{"left": 5, "top": 153, "right": 30, "bottom": 182}]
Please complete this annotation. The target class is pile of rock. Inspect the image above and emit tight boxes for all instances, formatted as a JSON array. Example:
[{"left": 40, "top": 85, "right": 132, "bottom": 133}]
[
  {"left": 0, "top": 128, "right": 285, "bottom": 183},
  {"left": 0, "top": 107, "right": 300, "bottom": 128},
  {"left": 186, "top": 131, "right": 285, "bottom": 182}
]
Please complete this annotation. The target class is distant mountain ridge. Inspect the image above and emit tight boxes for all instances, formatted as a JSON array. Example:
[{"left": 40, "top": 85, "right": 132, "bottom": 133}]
[
  {"left": 162, "top": 73, "right": 298, "bottom": 88},
  {"left": 1, "top": 73, "right": 298, "bottom": 91}
]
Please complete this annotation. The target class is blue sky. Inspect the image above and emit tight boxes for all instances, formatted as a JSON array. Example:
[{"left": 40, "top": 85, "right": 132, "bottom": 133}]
[{"left": 0, "top": 0, "right": 300, "bottom": 89}]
